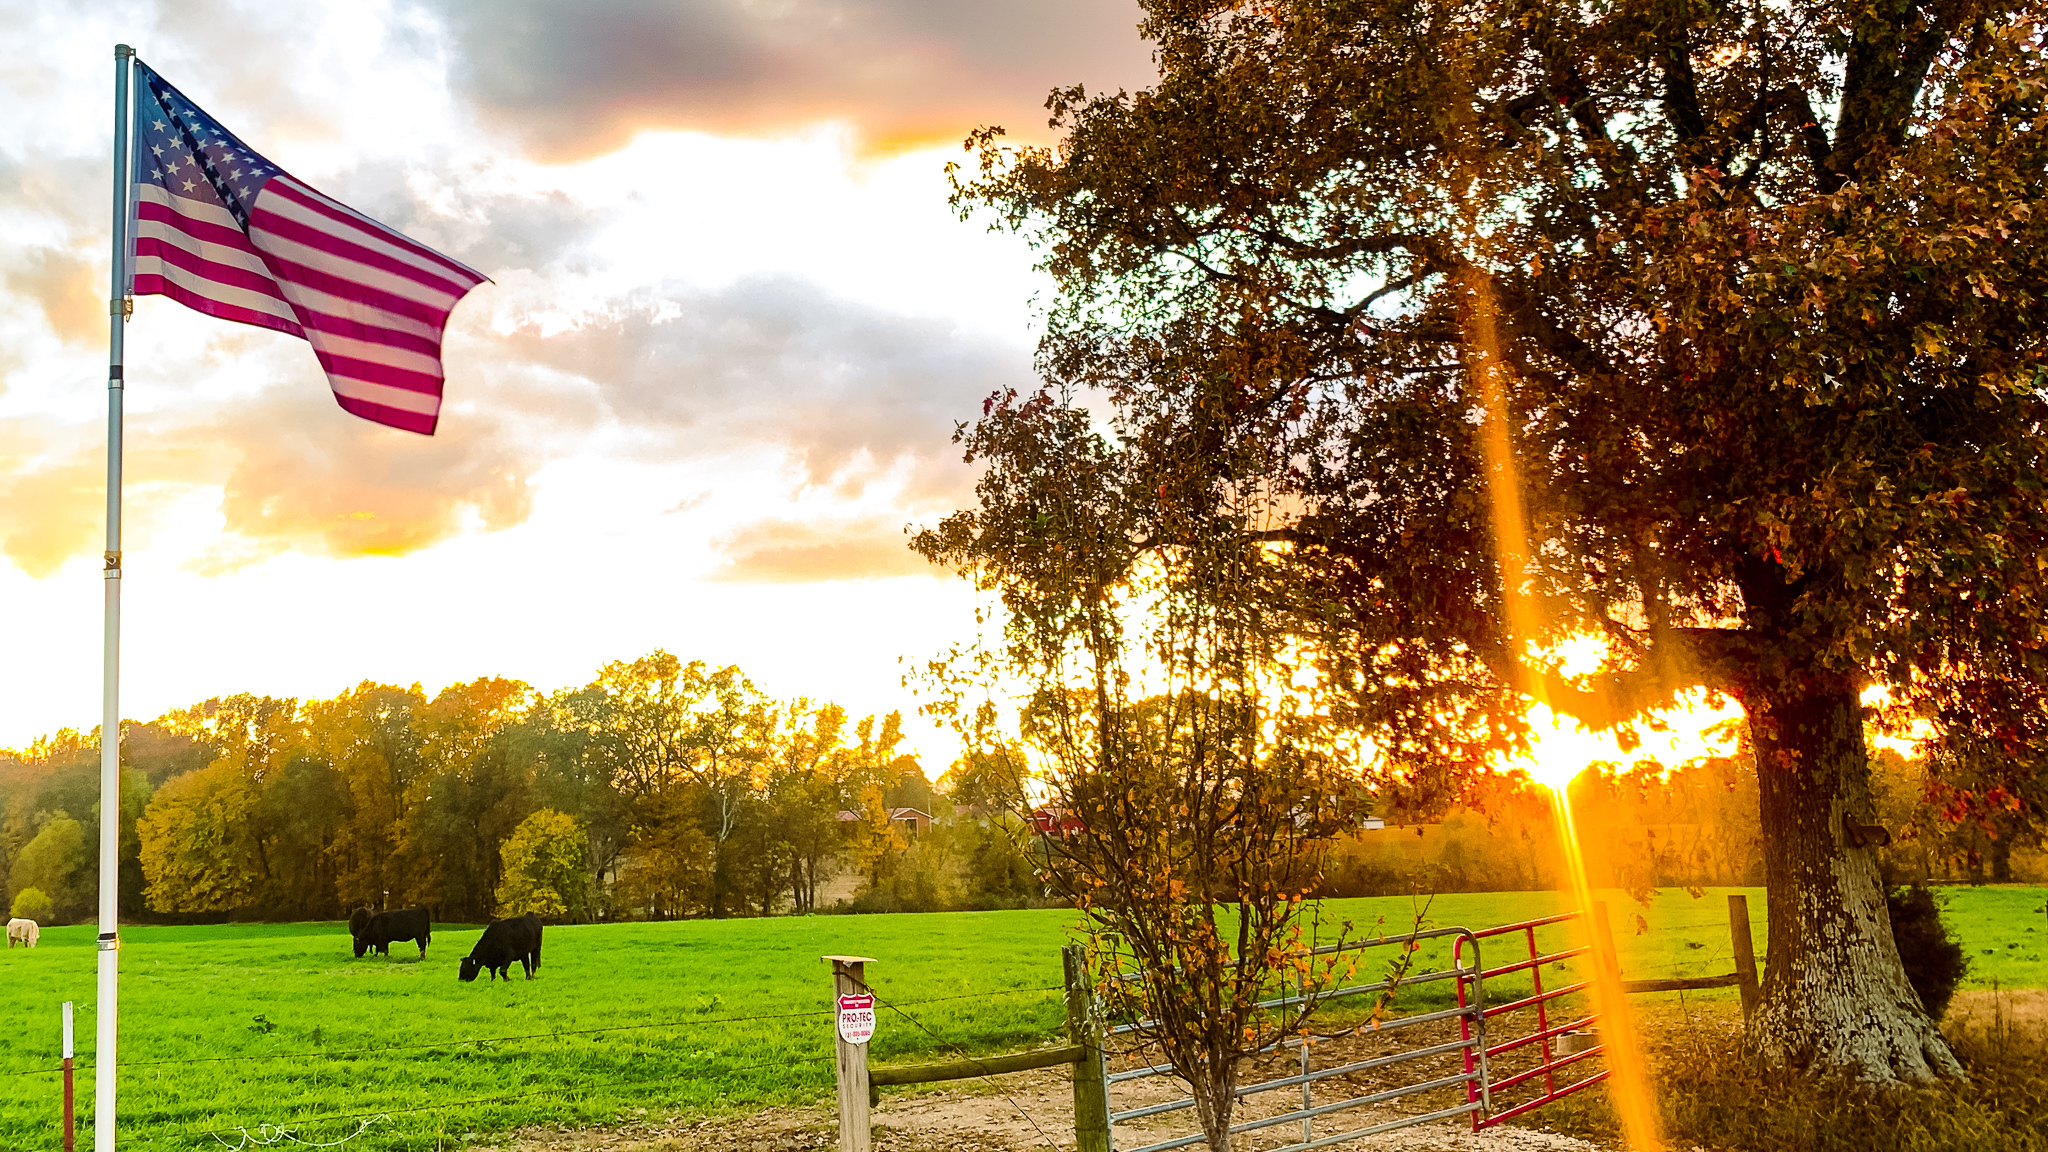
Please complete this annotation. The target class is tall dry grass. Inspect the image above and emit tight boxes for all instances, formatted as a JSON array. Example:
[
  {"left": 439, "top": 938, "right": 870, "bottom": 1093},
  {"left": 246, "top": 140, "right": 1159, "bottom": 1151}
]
[{"left": 1541, "top": 992, "right": 2048, "bottom": 1152}]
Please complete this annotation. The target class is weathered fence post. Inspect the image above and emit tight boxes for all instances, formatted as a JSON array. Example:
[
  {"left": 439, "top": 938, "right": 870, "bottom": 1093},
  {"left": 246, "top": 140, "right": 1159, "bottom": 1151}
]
[
  {"left": 826, "top": 955, "right": 876, "bottom": 1152},
  {"left": 1064, "top": 944, "right": 1111, "bottom": 1152},
  {"left": 1727, "top": 894, "right": 1761, "bottom": 1017}
]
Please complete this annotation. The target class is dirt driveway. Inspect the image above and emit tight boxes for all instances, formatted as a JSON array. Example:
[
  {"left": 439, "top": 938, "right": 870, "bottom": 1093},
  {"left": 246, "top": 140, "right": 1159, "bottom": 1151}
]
[
  {"left": 491, "top": 1050, "right": 1603, "bottom": 1152},
  {"left": 490, "top": 991, "right": 2042, "bottom": 1152},
  {"left": 492, "top": 1084, "right": 1600, "bottom": 1152}
]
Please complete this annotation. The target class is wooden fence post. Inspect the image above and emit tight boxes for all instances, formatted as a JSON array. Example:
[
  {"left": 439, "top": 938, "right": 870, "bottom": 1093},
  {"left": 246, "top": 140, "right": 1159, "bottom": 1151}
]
[
  {"left": 1727, "top": 894, "right": 1761, "bottom": 1017},
  {"left": 826, "top": 955, "right": 876, "bottom": 1152},
  {"left": 1064, "top": 944, "right": 1111, "bottom": 1152}
]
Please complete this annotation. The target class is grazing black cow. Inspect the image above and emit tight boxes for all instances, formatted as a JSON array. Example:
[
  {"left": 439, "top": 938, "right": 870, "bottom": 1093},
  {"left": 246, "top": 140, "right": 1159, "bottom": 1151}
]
[
  {"left": 349, "top": 906, "right": 433, "bottom": 958},
  {"left": 459, "top": 913, "right": 543, "bottom": 982}
]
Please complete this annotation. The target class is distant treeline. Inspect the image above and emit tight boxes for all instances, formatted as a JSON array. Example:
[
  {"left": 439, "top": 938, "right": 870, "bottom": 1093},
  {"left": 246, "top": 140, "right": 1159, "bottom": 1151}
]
[
  {"left": 0, "top": 651, "right": 1044, "bottom": 925},
  {"left": 7, "top": 664, "right": 2035, "bottom": 926},
  {"left": 1319, "top": 758, "right": 1765, "bottom": 898},
  {"left": 1319, "top": 746, "right": 2047, "bottom": 899}
]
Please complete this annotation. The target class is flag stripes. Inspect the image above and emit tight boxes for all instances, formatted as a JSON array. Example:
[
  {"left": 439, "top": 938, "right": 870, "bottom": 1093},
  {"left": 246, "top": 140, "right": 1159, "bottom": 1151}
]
[
  {"left": 248, "top": 176, "right": 485, "bottom": 434},
  {"left": 133, "top": 186, "right": 302, "bottom": 335},
  {"left": 129, "top": 62, "right": 486, "bottom": 435}
]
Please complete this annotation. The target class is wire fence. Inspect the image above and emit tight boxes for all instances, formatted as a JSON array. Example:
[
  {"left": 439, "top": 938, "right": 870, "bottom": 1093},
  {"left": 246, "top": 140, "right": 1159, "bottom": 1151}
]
[
  {"left": 174, "top": 1052, "right": 837, "bottom": 1143},
  {"left": 162, "top": 985, "right": 1077, "bottom": 1149},
  {"left": 4, "top": 907, "right": 1762, "bottom": 1147},
  {"left": 2, "top": 984, "right": 1072, "bottom": 1150},
  {"left": 0, "top": 985, "right": 1065, "bottom": 1078},
  {"left": 205, "top": 1114, "right": 387, "bottom": 1150},
  {"left": 865, "top": 985, "right": 1064, "bottom": 1150}
]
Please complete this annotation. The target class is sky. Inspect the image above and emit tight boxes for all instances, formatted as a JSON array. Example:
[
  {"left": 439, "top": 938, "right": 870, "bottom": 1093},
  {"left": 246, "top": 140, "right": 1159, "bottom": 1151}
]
[{"left": 0, "top": 0, "right": 1159, "bottom": 763}]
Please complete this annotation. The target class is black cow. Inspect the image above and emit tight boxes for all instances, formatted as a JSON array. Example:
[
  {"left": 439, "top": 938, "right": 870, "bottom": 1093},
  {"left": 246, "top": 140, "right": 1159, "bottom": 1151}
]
[
  {"left": 349, "top": 907, "right": 432, "bottom": 958},
  {"left": 459, "top": 914, "right": 543, "bottom": 982}
]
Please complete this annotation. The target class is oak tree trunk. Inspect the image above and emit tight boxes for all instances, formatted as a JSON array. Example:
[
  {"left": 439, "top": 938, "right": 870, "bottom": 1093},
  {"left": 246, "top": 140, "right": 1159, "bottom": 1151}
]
[{"left": 1745, "top": 675, "right": 1963, "bottom": 1082}]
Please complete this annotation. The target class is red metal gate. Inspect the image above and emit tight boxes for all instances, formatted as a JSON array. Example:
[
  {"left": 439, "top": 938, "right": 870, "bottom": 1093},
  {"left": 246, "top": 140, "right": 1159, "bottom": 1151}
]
[{"left": 1453, "top": 911, "right": 1607, "bottom": 1129}]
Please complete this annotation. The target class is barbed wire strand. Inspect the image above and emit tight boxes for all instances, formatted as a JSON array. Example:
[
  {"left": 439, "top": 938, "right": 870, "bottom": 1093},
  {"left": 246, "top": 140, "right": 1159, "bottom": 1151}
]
[
  {"left": 208, "top": 1113, "right": 387, "bottom": 1150},
  {"left": 172, "top": 1052, "right": 836, "bottom": 1140},
  {"left": 0, "top": 1012, "right": 818, "bottom": 1079},
  {"left": 1, "top": 986, "right": 1064, "bottom": 1078}
]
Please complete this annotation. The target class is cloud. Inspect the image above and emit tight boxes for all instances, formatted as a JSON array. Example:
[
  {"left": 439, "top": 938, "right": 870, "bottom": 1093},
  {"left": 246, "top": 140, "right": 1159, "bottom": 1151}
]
[
  {"left": 0, "top": 154, "right": 104, "bottom": 233},
  {"left": 306, "top": 165, "right": 616, "bottom": 279},
  {"left": 0, "top": 153, "right": 119, "bottom": 349},
  {"left": 0, "top": 365, "right": 552, "bottom": 578},
  {"left": 482, "top": 274, "right": 1036, "bottom": 582},
  {"left": 0, "top": 1, "right": 1051, "bottom": 592},
  {"left": 711, "top": 514, "right": 935, "bottom": 583},
  {"left": 504, "top": 275, "right": 1029, "bottom": 502},
  {"left": 4, "top": 248, "right": 102, "bottom": 346},
  {"left": 191, "top": 382, "right": 542, "bottom": 571},
  {"left": 414, "top": 0, "right": 1157, "bottom": 160},
  {"left": 0, "top": 270, "right": 1023, "bottom": 581},
  {"left": 0, "top": 423, "right": 102, "bottom": 578}
]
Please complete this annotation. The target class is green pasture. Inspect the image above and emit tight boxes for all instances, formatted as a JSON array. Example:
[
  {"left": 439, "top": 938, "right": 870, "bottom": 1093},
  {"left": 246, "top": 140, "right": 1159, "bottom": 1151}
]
[
  {"left": 0, "top": 886, "right": 2040, "bottom": 1151},
  {"left": 0, "top": 914, "right": 1078, "bottom": 1151}
]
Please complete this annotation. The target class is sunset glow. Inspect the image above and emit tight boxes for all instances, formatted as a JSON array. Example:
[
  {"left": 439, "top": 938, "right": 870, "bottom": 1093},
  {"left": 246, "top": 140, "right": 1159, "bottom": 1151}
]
[
  {"left": 0, "top": 3, "right": 1155, "bottom": 761},
  {"left": 1465, "top": 269, "right": 1663, "bottom": 1150},
  {"left": 1520, "top": 689, "right": 1746, "bottom": 792}
]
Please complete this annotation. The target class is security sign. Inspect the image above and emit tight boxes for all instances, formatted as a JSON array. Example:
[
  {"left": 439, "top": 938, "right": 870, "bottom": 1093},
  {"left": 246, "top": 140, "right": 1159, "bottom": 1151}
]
[{"left": 837, "top": 992, "right": 876, "bottom": 1045}]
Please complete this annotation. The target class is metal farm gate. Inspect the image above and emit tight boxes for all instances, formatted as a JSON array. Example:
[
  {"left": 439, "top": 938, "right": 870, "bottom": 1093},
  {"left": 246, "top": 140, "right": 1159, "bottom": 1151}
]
[
  {"left": 841, "top": 897, "right": 1760, "bottom": 1152},
  {"left": 1100, "top": 913, "right": 1610, "bottom": 1152},
  {"left": 1455, "top": 912, "right": 1607, "bottom": 1128}
]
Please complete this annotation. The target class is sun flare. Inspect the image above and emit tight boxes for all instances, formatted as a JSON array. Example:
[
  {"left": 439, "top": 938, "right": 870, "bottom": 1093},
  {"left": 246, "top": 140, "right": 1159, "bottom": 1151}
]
[{"left": 1520, "top": 689, "right": 1745, "bottom": 793}]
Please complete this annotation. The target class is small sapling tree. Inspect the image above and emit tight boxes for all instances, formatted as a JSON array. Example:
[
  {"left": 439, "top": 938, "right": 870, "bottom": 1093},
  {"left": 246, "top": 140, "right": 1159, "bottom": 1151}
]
[{"left": 916, "top": 392, "right": 1368, "bottom": 1151}]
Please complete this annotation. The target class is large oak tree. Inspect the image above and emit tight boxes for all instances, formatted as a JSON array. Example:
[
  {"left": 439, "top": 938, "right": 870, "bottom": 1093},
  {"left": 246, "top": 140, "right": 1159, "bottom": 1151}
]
[{"left": 944, "top": 0, "right": 2048, "bottom": 1083}]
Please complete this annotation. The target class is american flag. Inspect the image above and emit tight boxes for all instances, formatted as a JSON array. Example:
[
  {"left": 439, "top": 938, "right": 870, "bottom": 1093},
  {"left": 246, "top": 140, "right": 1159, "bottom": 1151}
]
[{"left": 129, "top": 62, "right": 488, "bottom": 435}]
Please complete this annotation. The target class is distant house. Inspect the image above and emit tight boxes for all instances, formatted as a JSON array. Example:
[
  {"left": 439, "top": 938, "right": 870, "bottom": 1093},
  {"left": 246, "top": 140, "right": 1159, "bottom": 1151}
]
[
  {"left": 888, "top": 807, "right": 933, "bottom": 835},
  {"left": 836, "top": 807, "right": 935, "bottom": 838},
  {"left": 1362, "top": 817, "right": 1386, "bottom": 830}
]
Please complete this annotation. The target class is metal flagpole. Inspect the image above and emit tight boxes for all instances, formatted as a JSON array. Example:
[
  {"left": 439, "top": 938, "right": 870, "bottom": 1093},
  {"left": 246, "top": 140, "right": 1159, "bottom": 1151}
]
[{"left": 99, "top": 42, "right": 135, "bottom": 1152}]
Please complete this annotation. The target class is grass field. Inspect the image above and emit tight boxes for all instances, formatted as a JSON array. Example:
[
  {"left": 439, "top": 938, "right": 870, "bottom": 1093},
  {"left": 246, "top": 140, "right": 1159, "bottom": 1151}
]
[{"left": 1, "top": 886, "right": 2040, "bottom": 1151}]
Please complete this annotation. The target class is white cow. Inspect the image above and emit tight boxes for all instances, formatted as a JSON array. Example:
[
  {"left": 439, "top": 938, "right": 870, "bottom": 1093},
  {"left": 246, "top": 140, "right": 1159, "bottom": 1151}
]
[{"left": 5, "top": 918, "right": 37, "bottom": 948}]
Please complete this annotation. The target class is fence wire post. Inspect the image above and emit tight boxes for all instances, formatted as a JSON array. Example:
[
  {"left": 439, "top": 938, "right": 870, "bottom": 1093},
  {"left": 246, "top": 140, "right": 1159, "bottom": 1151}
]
[
  {"left": 61, "top": 1001, "right": 74, "bottom": 1152},
  {"left": 1064, "top": 944, "right": 1112, "bottom": 1152},
  {"left": 826, "top": 955, "right": 876, "bottom": 1152},
  {"left": 1728, "top": 893, "right": 1762, "bottom": 1019},
  {"left": 1295, "top": 969, "right": 1310, "bottom": 1145}
]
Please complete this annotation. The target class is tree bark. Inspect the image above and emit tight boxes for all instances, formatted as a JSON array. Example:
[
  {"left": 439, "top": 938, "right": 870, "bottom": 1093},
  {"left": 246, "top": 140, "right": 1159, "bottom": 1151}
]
[
  {"left": 1745, "top": 675, "right": 1963, "bottom": 1082},
  {"left": 1186, "top": 1060, "right": 1236, "bottom": 1152}
]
